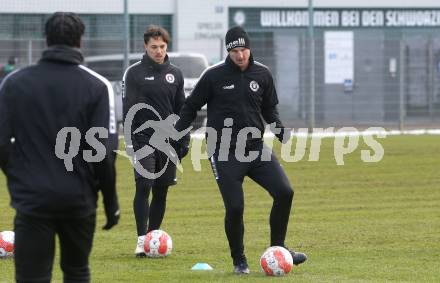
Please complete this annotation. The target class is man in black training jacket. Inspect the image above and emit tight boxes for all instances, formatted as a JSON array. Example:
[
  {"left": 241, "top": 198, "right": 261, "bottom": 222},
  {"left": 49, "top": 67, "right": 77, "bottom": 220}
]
[
  {"left": 122, "top": 25, "right": 188, "bottom": 257},
  {"left": 0, "top": 12, "right": 119, "bottom": 283},
  {"left": 175, "top": 26, "right": 307, "bottom": 274}
]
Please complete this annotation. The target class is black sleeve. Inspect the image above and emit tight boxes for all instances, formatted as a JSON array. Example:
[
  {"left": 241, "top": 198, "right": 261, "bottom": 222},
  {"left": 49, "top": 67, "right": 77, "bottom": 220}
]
[
  {"left": 173, "top": 69, "right": 186, "bottom": 115},
  {"left": 175, "top": 71, "right": 210, "bottom": 132},
  {"left": 172, "top": 70, "right": 190, "bottom": 151},
  {"left": 90, "top": 83, "right": 119, "bottom": 209},
  {"left": 122, "top": 68, "right": 138, "bottom": 150},
  {"left": 122, "top": 68, "right": 137, "bottom": 123},
  {"left": 0, "top": 79, "right": 13, "bottom": 172},
  {"left": 261, "top": 72, "right": 284, "bottom": 130}
]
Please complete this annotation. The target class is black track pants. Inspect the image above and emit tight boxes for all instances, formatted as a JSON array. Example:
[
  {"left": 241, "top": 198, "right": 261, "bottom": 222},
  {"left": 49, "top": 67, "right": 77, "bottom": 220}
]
[
  {"left": 14, "top": 212, "right": 96, "bottom": 283},
  {"left": 209, "top": 143, "right": 294, "bottom": 263}
]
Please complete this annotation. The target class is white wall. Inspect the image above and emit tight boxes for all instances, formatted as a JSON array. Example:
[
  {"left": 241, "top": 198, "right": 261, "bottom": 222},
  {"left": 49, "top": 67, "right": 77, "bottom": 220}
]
[
  {"left": 3, "top": 0, "right": 440, "bottom": 62},
  {"left": 2, "top": 0, "right": 440, "bottom": 13},
  {"left": 0, "top": 0, "right": 174, "bottom": 14},
  {"left": 175, "top": 0, "right": 227, "bottom": 63},
  {"left": 313, "top": 0, "right": 440, "bottom": 7}
]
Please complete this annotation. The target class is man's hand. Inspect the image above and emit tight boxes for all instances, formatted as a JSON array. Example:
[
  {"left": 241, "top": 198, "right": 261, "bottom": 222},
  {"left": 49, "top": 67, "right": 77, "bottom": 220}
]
[
  {"left": 102, "top": 196, "right": 120, "bottom": 230},
  {"left": 177, "top": 142, "right": 190, "bottom": 160},
  {"left": 275, "top": 128, "right": 291, "bottom": 144},
  {"left": 177, "top": 134, "right": 190, "bottom": 160},
  {"left": 171, "top": 134, "right": 190, "bottom": 161}
]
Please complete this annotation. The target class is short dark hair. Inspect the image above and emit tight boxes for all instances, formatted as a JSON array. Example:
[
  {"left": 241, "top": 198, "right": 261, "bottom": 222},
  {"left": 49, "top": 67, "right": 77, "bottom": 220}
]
[
  {"left": 144, "top": 25, "right": 170, "bottom": 45},
  {"left": 45, "top": 12, "right": 85, "bottom": 47}
]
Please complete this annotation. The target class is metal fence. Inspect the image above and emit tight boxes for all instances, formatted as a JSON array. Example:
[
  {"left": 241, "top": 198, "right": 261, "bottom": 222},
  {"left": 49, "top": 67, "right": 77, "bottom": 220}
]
[{"left": 1, "top": 15, "right": 440, "bottom": 130}]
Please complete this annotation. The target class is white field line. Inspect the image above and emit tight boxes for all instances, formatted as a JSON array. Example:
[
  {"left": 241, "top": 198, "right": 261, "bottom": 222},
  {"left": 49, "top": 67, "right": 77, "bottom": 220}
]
[{"left": 119, "top": 128, "right": 440, "bottom": 140}]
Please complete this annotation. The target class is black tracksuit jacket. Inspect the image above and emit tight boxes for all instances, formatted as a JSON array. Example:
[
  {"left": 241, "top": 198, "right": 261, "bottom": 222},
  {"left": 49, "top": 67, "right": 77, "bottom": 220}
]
[
  {"left": 122, "top": 54, "right": 185, "bottom": 147},
  {"left": 175, "top": 54, "right": 284, "bottom": 149},
  {"left": 0, "top": 45, "right": 118, "bottom": 218}
]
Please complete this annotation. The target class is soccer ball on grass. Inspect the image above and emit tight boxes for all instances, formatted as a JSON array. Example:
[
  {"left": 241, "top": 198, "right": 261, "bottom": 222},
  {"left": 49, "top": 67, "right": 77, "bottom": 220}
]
[
  {"left": 0, "top": 231, "right": 15, "bottom": 258},
  {"left": 260, "top": 246, "right": 293, "bottom": 276},
  {"left": 144, "top": 229, "right": 172, "bottom": 257}
]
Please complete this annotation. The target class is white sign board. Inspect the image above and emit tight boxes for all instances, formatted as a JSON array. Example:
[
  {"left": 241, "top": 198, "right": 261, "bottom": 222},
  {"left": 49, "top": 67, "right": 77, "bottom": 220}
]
[{"left": 324, "top": 31, "right": 354, "bottom": 84}]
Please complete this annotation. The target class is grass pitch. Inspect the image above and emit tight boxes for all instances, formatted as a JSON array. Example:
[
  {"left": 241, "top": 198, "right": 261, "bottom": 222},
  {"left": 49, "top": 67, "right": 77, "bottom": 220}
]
[{"left": 1, "top": 135, "right": 439, "bottom": 282}]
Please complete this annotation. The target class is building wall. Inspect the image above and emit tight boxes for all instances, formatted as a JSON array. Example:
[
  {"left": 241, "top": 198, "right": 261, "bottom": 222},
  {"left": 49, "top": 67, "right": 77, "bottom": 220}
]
[
  {"left": 0, "top": 0, "right": 174, "bottom": 14},
  {"left": 2, "top": 0, "right": 440, "bottom": 126},
  {"left": 224, "top": 6, "right": 440, "bottom": 125}
]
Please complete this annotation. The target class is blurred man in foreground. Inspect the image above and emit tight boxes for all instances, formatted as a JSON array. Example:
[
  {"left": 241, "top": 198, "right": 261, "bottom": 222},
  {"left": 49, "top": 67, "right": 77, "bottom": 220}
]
[{"left": 0, "top": 12, "right": 119, "bottom": 282}]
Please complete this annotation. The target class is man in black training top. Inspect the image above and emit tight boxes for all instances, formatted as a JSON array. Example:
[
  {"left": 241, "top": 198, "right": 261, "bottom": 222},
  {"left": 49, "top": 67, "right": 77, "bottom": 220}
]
[
  {"left": 175, "top": 26, "right": 307, "bottom": 274},
  {"left": 122, "top": 25, "right": 188, "bottom": 257},
  {"left": 0, "top": 12, "right": 119, "bottom": 282}
]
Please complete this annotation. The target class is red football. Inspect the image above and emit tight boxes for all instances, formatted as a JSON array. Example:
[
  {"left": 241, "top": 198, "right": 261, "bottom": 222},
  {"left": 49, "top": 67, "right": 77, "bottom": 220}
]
[
  {"left": 0, "top": 231, "right": 15, "bottom": 258},
  {"left": 144, "top": 230, "right": 172, "bottom": 257},
  {"left": 260, "top": 246, "right": 293, "bottom": 276}
]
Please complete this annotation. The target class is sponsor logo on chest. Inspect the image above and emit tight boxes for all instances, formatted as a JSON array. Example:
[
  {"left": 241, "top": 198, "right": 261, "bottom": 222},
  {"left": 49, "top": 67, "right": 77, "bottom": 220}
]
[
  {"left": 249, "top": 80, "right": 259, "bottom": 92},
  {"left": 165, "top": 73, "right": 175, "bottom": 83},
  {"left": 222, "top": 84, "right": 235, "bottom": 90}
]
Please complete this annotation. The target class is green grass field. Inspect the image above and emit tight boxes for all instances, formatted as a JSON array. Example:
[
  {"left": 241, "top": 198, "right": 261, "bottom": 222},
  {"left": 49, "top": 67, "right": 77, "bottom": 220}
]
[{"left": 1, "top": 135, "right": 439, "bottom": 282}]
